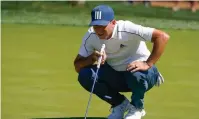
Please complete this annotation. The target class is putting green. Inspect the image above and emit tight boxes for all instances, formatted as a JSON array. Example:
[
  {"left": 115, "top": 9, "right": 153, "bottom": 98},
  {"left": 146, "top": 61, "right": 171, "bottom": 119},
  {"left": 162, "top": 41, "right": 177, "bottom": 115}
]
[{"left": 2, "top": 23, "right": 199, "bottom": 119}]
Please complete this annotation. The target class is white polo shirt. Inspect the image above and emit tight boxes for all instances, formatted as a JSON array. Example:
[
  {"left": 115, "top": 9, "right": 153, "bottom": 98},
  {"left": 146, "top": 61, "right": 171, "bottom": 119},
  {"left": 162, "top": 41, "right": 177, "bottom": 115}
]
[{"left": 78, "top": 20, "right": 154, "bottom": 71}]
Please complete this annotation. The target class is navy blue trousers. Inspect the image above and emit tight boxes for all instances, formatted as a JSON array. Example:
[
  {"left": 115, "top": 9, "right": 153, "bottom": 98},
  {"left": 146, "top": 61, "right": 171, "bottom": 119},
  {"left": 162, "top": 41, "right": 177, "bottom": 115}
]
[{"left": 78, "top": 63, "right": 159, "bottom": 109}]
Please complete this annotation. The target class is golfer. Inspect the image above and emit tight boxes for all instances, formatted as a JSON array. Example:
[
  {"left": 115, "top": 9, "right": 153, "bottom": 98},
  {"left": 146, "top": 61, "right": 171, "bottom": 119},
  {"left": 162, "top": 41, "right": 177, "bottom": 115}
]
[{"left": 74, "top": 5, "right": 169, "bottom": 119}]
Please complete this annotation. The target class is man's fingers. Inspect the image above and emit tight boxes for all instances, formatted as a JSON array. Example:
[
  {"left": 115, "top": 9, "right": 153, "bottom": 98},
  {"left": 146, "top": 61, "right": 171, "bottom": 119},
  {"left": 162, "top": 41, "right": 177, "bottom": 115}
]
[
  {"left": 92, "top": 50, "right": 106, "bottom": 64},
  {"left": 131, "top": 67, "right": 140, "bottom": 72},
  {"left": 127, "top": 65, "right": 136, "bottom": 71},
  {"left": 102, "top": 51, "right": 106, "bottom": 59},
  {"left": 102, "top": 51, "right": 106, "bottom": 55},
  {"left": 127, "top": 65, "right": 139, "bottom": 72},
  {"left": 100, "top": 51, "right": 106, "bottom": 63},
  {"left": 127, "top": 64, "right": 137, "bottom": 70},
  {"left": 126, "top": 65, "right": 132, "bottom": 71},
  {"left": 95, "top": 51, "right": 101, "bottom": 57},
  {"left": 93, "top": 56, "right": 98, "bottom": 61},
  {"left": 127, "top": 61, "right": 138, "bottom": 68}
]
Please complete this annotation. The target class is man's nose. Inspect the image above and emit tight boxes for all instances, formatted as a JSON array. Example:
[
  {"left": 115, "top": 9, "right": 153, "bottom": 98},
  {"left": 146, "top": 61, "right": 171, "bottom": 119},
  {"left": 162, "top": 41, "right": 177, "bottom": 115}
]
[{"left": 96, "top": 28, "right": 104, "bottom": 33}]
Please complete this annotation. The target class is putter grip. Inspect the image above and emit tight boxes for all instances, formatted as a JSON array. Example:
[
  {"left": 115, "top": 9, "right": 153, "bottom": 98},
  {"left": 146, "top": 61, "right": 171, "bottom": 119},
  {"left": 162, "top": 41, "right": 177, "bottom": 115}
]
[{"left": 97, "top": 44, "right": 106, "bottom": 68}]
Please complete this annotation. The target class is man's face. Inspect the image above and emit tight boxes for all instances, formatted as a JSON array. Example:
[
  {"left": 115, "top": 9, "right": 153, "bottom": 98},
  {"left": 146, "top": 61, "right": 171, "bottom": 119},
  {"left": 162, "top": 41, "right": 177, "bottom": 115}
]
[{"left": 93, "top": 20, "right": 116, "bottom": 40}]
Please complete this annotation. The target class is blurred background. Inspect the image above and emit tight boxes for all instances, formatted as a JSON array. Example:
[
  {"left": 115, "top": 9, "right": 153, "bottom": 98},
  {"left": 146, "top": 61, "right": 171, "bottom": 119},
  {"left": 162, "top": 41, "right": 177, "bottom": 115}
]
[
  {"left": 1, "top": 1, "right": 199, "bottom": 28},
  {"left": 1, "top": 1, "right": 199, "bottom": 119}
]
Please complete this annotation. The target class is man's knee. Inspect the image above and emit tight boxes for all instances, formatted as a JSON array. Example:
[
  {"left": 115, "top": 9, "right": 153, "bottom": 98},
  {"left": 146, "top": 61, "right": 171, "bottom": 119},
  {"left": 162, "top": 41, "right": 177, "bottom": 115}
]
[
  {"left": 78, "top": 67, "right": 95, "bottom": 91},
  {"left": 127, "top": 71, "right": 148, "bottom": 91},
  {"left": 131, "top": 71, "right": 147, "bottom": 81},
  {"left": 130, "top": 67, "right": 158, "bottom": 91}
]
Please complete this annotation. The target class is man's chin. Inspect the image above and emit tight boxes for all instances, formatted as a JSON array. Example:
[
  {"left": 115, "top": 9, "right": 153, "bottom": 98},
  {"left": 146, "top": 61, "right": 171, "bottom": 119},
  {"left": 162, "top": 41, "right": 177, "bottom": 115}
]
[
  {"left": 99, "top": 36, "right": 108, "bottom": 40},
  {"left": 99, "top": 37, "right": 106, "bottom": 40}
]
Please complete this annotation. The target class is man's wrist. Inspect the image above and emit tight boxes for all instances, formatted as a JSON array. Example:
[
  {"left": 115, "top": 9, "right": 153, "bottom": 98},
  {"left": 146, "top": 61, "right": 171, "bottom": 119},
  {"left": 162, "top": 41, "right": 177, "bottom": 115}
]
[
  {"left": 144, "top": 61, "right": 153, "bottom": 68},
  {"left": 88, "top": 54, "right": 97, "bottom": 65}
]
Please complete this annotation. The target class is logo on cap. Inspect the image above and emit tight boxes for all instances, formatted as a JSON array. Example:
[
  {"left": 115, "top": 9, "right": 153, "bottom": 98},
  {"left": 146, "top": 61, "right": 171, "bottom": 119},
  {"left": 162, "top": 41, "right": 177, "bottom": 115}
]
[{"left": 95, "top": 11, "right": 102, "bottom": 20}]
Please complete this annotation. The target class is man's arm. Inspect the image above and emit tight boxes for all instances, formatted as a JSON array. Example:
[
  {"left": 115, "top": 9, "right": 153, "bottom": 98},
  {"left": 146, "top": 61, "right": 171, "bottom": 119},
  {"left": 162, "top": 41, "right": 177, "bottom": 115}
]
[
  {"left": 125, "top": 21, "right": 170, "bottom": 71},
  {"left": 74, "top": 54, "right": 94, "bottom": 73},
  {"left": 146, "top": 29, "right": 170, "bottom": 67},
  {"left": 75, "top": 30, "right": 96, "bottom": 73},
  {"left": 127, "top": 29, "right": 169, "bottom": 72}
]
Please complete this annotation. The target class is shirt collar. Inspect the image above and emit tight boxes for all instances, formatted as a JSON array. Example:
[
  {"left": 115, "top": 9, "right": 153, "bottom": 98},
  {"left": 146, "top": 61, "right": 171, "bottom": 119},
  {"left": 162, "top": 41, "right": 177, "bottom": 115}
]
[{"left": 109, "top": 23, "right": 118, "bottom": 40}]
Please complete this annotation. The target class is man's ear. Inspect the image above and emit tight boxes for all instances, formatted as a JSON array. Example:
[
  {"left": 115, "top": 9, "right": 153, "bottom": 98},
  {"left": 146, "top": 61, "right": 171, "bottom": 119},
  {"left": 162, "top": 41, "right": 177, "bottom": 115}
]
[{"left": 111, "top": 19, "right": 116, "bottom": 25}]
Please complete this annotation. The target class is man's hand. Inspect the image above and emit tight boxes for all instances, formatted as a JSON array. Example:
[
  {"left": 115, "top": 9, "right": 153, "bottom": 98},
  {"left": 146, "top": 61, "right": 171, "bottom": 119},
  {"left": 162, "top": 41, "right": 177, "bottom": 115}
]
[
  {"left": 74, "top": 50, "right": 107, "bottom": 73},
  {"left": 127, "top": 61, "right": 151, "bottom": 72},
  {"left": 89, "top": 50, "right": 107, "bottom": 64}
]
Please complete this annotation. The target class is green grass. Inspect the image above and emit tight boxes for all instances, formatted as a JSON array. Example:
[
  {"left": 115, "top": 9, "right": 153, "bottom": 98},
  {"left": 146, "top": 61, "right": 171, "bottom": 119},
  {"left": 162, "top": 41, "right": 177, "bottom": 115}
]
[{"left": 2, "top": 23, "right": 199, "bottom": 119}]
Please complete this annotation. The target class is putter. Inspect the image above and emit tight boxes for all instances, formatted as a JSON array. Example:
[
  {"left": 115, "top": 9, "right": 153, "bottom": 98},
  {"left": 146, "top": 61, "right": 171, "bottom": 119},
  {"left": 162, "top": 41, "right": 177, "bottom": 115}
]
[{"left": 84, "top": 44, "right": 106, "bottom": 119}]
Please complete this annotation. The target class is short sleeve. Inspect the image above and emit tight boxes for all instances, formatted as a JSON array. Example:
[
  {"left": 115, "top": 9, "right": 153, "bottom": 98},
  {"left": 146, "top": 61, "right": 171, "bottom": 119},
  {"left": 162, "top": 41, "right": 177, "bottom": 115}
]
[
  {"left": 124, "top": 21, "right": 154, "bottom": 41},
  {"left": 78, "top": 32, "right": 94, "bottom": 57}
]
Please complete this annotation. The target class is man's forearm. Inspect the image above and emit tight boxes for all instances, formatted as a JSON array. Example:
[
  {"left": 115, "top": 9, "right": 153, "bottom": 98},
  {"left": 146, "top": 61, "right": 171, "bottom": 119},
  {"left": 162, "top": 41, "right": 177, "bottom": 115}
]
[
  {"left": 146, "top": 31, "right": 169, "bottom": 67},
  {"left": 74, "top": 55, "right": 94, "bottom": 73}
]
